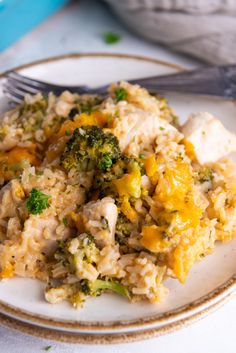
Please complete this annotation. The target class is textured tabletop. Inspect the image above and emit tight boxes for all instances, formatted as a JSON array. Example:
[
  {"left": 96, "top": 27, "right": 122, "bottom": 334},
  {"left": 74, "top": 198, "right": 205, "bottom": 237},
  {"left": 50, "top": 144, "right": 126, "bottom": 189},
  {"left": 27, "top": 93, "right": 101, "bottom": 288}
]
[{"left": 0, "top": 1, "right": 235, "bottom": 352}]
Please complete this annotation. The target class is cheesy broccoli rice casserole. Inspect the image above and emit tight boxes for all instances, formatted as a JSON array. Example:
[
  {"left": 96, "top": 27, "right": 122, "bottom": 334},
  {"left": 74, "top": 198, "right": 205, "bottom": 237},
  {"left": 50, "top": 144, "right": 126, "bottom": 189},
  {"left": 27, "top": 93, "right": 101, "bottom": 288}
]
[{"left": 0, "top": 81, "right": 236, "bottom": 308}]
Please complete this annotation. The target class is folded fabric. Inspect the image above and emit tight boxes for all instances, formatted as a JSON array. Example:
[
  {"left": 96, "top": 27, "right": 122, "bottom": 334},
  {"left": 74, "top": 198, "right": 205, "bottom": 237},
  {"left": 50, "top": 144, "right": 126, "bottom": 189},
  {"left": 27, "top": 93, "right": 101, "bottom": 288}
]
[{"left": 104, "top": 0, "right": 236, "bottom": 64}]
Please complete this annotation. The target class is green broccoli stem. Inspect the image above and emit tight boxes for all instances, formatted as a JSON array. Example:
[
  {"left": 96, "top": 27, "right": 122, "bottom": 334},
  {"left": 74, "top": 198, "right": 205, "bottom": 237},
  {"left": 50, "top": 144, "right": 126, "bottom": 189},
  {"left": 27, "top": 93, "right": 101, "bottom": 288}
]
[
  {"left": 81, "top": 278, "right": 131, "bottom": 300},
  {"left": 93, "top": 279, "right": 131, "bottom": 299}
]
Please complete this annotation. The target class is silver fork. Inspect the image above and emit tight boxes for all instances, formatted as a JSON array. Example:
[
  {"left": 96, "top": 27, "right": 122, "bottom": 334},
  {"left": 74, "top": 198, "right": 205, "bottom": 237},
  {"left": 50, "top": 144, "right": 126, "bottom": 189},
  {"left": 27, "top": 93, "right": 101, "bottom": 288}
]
[{"left": 4, "top": 65, "right": 236, "bottom": 104}]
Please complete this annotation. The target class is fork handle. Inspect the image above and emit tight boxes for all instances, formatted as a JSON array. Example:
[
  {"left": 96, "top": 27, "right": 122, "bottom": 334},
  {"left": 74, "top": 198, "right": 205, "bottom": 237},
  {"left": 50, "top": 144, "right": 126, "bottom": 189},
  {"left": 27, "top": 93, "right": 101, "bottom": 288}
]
[{"left": 128, "top": 65, "right": 236, "bottom": 98}]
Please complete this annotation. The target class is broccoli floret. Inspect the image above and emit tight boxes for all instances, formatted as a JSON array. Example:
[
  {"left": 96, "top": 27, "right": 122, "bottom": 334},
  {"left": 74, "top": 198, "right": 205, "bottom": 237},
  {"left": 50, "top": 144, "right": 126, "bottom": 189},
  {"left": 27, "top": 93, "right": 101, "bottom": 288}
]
[
  {"left": 26, "top": 188, "right": 51, "bottom": 215},
  {"left": 65, "top": 233, "right": 96, "bottom": 259},
  {"left": 80, "top": 278, "right": 130, "bottom": 299},
  {"left": 53, "top": 233, "right": 98, "bottom": 278},
  {"left": 61, "top": 126, "right": 121, "bottom": 172}
]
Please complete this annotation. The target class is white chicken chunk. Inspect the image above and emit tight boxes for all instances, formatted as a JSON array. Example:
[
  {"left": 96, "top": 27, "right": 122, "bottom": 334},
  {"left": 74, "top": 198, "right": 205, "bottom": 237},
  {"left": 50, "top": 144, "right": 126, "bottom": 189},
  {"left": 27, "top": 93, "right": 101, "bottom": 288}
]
[
  {"left": 182, "top": 112, "right": 236, "bottom": 165},
  {"left": 81, "top": 197, "right": 118, "bottom": 247},
  {"left": 111, "top": 107, "right": 181, "bottom": 155}
]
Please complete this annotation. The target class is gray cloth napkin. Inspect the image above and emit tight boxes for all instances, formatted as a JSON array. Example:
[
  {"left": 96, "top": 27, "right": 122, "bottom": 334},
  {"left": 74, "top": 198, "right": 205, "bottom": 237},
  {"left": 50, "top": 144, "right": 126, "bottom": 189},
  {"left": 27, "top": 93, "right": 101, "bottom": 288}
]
[{"left": 105, "top": 0, "right": 236, "bottom": 64}]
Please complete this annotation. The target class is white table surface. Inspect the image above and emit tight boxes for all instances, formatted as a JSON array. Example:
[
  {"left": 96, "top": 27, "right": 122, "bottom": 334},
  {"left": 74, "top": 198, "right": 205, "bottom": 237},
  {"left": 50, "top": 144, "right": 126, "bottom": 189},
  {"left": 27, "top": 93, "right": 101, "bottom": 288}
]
[{"left": 0, "top": 1, "right": 235, "bottom": 352}]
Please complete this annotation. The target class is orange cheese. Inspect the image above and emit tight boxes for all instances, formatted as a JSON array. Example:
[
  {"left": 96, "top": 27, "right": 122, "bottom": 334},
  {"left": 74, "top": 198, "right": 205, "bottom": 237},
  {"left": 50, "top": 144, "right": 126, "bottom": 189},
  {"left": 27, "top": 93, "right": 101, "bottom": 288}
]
[
  {"left": 120, "top": 196, "right": 138, "bottom": 223},
  {"left": 0, "top": 147, "right": 39, "bottom": 181},
  {"left": 141, "top": 161, "right": 202, "bottom": 256},
  {"left": 183, "top": 139, "right": 195, "bottom": 160},
  {"left": 144, "top": 154, "right": 158, "bottom": 185},
  {"left": 141, "top": 225, "right": 171, "bottom": 253},
  {"left": 0, "top": 146, "right": 39, "bottom": 165},
  {"left": 113, "top": 173, "right": 141, "bottom": 199},
  {"left": 0, "top": 263, "right": 14, "bottom": 279},
  {"left": 113, "top": 162, "right": 141, "bottom": 199}
]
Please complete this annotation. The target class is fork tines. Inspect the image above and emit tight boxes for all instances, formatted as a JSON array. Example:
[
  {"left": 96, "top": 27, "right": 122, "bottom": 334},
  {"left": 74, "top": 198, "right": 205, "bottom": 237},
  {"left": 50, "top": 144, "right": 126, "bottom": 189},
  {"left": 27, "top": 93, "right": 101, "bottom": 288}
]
[
  {"left": 3, "top": 72, "right": 67, "bottom": 104},
  {"left": 4, "top": 72, "right": 43, "bottom": 103}
]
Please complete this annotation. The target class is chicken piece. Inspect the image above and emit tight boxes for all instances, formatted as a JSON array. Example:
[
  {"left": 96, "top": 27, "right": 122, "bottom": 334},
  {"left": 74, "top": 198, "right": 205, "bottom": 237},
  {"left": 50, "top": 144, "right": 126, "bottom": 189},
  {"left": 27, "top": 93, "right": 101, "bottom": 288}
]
[
  {"left": 182, "top": 112, "right": 236, "bottom": 165},
  {"left": 111, "top": 108, "right": 180, "bottom": 156},
  {"left": 81, "top": 197, "right": 118, "bottom": 247}
]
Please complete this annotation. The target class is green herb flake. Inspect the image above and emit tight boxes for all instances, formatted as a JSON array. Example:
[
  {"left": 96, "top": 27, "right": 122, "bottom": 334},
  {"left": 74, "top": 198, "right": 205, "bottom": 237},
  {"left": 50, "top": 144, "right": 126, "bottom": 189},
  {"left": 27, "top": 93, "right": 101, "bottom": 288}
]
[
  {"left": 28, "top": 173, "right": 33, "bottom": 177},
  {"left": 43, "top": 345, "right": 52, "bottom": 351},
  {"left": 63, "top": 217, "right": 68, "bottom": 226},
  {"left": 139, "top": 154, "right": 145, "bottom": 159},
  {"left": 27, "top": 188, "right": 51, "bottom": 215},
  {"left": 65, "top": 130, "right": 71, "bottom": 136},
  {"left": 102, "top": 31, "right": 121, "bottom": 45},
  {"left": 159, "top": 126, "right": 165, "bottom": 131},
  {"left": 114, "top": 87, "right": 128, "bottom": 102}
]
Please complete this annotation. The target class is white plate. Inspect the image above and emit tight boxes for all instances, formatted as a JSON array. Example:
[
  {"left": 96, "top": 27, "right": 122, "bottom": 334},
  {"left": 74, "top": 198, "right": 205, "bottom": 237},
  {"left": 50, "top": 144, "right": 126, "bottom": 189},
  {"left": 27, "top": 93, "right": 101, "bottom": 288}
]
[{"left": 0, "top": 53, "right": 235, "bottom": 343}]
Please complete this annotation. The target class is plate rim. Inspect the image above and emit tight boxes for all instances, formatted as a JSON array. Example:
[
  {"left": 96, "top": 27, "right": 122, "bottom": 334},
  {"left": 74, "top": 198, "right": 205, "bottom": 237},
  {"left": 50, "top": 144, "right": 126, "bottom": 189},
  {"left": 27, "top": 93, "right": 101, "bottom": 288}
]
[
  {"left": 0, "top": 292, "right": 235, "bottom": 344},
  {"left": 0, "top": 52, "right": 184, "bottom": 77},
  {"left": 0, "top": 52, "right": 235, "bottom": 341}
]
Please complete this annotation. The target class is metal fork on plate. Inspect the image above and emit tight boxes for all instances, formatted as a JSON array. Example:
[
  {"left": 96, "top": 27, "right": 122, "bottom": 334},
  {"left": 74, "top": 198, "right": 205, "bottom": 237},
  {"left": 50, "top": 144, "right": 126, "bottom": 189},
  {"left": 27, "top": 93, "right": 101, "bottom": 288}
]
[{"left": 3, "top": 65, "right": 236, "bottom": 104}]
